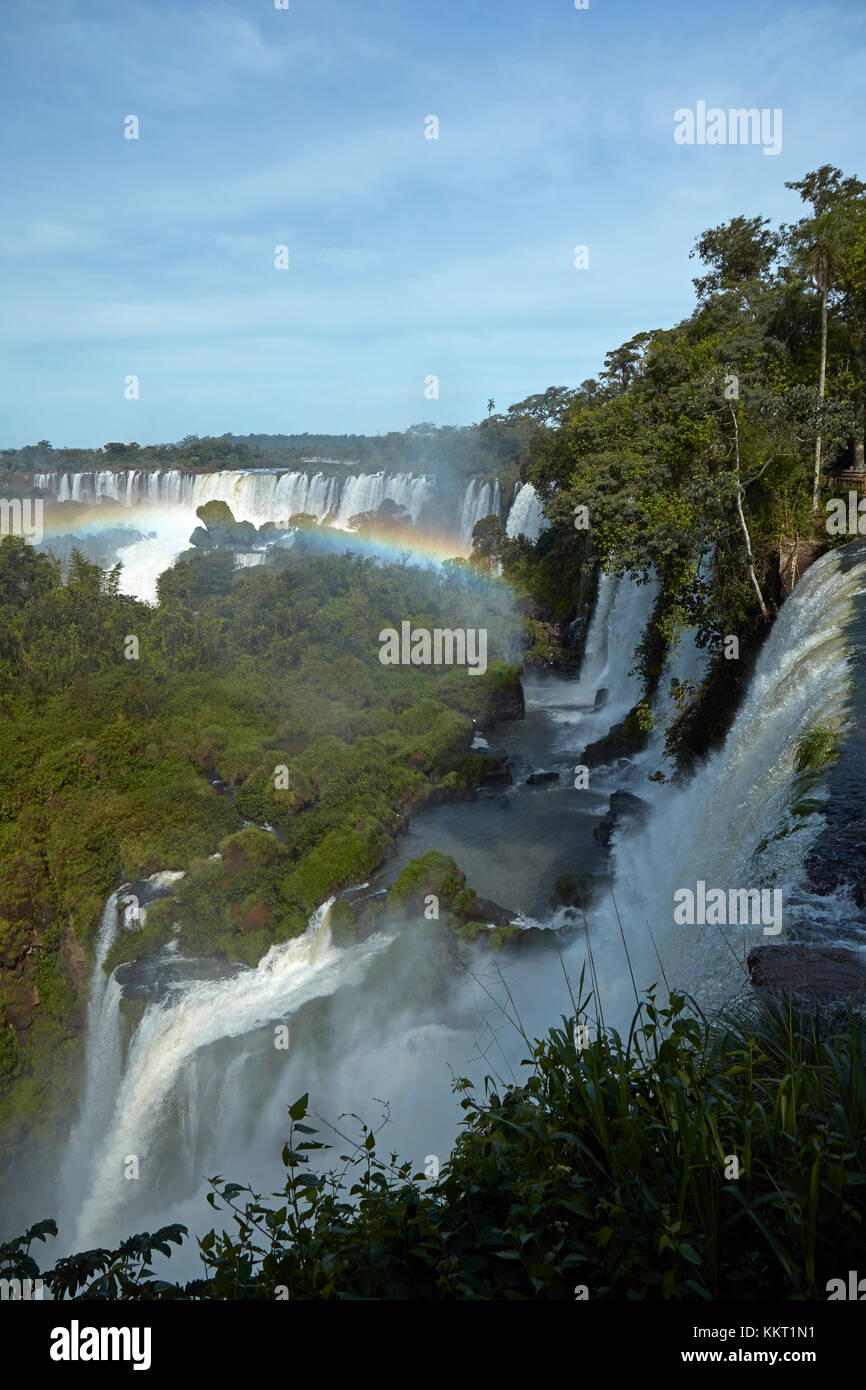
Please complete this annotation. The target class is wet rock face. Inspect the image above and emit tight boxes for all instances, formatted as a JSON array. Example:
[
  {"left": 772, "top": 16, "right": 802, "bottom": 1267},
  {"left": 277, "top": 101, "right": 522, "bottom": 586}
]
[
  {"left": 525, "top": 770, "right": 559, "bottom": 787},
  {"left": 748, "top": 944, "right": 866, "bottom": 1010},
  {"left": 458, "top": 896, "right": 515, "bottom": 928},
  {"left": 593, "top": 790, "right": 650, "bottom": 848},
  {"left": 582, "top": 733, "right": 637, "bottom": 768}
]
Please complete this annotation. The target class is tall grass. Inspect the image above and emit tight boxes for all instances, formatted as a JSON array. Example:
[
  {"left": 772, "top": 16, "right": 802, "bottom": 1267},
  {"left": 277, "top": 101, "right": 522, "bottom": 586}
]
[{"left": 794, "top": 722, "right": 840, "bottom": 772}]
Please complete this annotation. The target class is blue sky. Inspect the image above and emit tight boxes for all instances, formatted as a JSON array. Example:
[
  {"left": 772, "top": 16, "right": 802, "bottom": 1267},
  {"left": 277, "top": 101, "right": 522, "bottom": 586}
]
[{"left": 1, "top": 0, "right": 865, "bottom": 447}]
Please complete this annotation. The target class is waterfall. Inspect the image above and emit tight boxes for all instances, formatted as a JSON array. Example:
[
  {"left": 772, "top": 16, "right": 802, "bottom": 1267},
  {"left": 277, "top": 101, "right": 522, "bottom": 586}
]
[
  {"left": 114, "top": 512, "right": 201, "bottom": 604},
  {"left": 457, "top": 479, "right": 501, "bottom": 548},
  {"left": 35, "top": 468, "right": 433, "bottom": 530},
  {"left": 505, "top": 482, "right": 547, "bottom": 541},
  {"left": 62, "top": 890, "right": 129, "bottom": 1206},
  {"left": 72, "top": 898, "right": 392, "bottom": 1248},
  {"left": 642, "top": 625, "right": 708, "bottom": 766},
  {"left": 536, "top": 572, "right": 657, "bottom": 739},
  {"left": 600, "top": 544, "right": 866, "bottom": 1014}
]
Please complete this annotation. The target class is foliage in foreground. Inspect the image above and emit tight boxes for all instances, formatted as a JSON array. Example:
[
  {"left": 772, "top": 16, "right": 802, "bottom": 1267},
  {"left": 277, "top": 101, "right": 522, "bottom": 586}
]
[{"left": 5, "top": 990, "right": 865, "bottom": 1300}]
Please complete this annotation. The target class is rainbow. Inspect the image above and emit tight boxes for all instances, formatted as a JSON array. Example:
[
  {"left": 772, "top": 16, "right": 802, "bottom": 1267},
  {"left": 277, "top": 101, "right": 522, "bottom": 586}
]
[{"left": 26, "top": 496, "right": 514, "bottom": 598}]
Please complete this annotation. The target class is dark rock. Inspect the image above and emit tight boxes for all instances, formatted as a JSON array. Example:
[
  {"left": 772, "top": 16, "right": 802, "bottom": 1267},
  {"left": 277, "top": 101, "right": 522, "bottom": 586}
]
[
  {"left": 526, "top": 770, "right": 559, "bottom": 787},
  {"left": 747, "top": 944, "right": 866, "bottom": 1010},
  {"left": 583, "top": 734, "right": 637, "bottom": 767},
  {"left": 482, "top": 757, "right": 513, "bottom": 788},
  {"left": 459, "top": 896, "right": 517, "bottom": 928},
  {"left": 593, "top": 790, "right": 650, "bottom": 848},
  {"left": 594, "top": 687, "right": 609, "bottom": 710},
  {"left": 610, "top": 790, "right": 649, "bottom": 813}
]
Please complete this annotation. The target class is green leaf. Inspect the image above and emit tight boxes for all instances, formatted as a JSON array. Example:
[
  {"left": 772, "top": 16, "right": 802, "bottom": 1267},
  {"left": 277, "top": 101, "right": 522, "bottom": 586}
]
[{"left": 289, "top": 1094, "right": 309, "bottom": 1123}]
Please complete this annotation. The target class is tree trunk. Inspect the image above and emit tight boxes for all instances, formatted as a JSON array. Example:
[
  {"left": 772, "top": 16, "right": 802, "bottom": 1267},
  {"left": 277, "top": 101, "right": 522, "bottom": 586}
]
[
  {"left": 736, "top": 486, "right": 769, "bottom": 618},
  {"left": 812, "top": 287, "right": 829, "bottom": 512},
  {"left": 729, "top": 404, "right": 769, "bottom": 618}
]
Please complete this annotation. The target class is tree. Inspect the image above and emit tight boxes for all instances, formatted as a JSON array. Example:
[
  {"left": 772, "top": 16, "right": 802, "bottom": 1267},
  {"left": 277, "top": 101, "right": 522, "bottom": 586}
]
[
  {"left": 600, "top": 332, "right": 656, "bottom": 392},
  {"left": 470, "top": 514, "right": 507, "bottom": 570},
  {"left": 784, "top": 167, "right": 866, "bottom": 509},
  {"left": 690, "top": 215, "right": 782, "bottom": 302}
]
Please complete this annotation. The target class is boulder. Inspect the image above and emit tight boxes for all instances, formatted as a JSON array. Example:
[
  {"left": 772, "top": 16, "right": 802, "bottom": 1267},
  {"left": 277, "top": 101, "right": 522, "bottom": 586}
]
[
  {"left": 593, "top": 790, "right": 650, "bottom": 848},
  {"left": 526, "top": 770, "right": 559, "bottom": 787},
  {"left": 747, "top": 944, "right": 866, "bottom": 1010},
  {"left": 458, "top": 895, "right": 516, "bottom": 928},
  {"left": 583, "top": 733, "right": 638, "bottom": 767}
]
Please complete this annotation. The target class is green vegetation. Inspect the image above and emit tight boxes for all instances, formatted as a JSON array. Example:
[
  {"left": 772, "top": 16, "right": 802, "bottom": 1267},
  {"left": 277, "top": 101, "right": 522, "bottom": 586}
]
[
  {"left": 794, "top": 722, "right": 840, "bottom": 772},
  {"left": 326, "top": 851, "right": 529, "bottom": 954},
  {"left": 0, "top": 537, "right": 521, "bottom": 1146},
  {"left": 463, "top": 165, "right": 866, "bottom": 764},
  {"left": 6, "top": 991, "right": 866, "bottom": 1300}
]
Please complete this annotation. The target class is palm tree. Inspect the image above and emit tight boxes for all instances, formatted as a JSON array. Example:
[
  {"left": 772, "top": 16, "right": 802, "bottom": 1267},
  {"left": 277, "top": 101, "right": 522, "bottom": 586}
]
[{"left": 487, "top": 398, "right": 495, "bottom": 417}]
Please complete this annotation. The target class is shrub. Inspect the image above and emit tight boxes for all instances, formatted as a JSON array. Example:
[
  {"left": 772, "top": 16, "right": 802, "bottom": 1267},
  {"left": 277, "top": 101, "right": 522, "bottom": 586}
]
[{"left": 9, "top": 992, "right": 866, "bottom": 1300}]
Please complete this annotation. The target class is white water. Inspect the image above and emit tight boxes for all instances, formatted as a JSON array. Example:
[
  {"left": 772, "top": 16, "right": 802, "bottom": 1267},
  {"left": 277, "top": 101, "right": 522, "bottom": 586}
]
[
  {"left": 533, "top": 571, "right": 659, "bottom": 760},
  {"left": 68, "top": 891, "right": 126, "bottom": 1163},
  {"left": 36, "top": 467, "right": 433, "bottom": 532},
  {"left": 594, "top": 546, "right": 864, "bottom": 1017},
  {"left": 641, "top": 625, "right": 708, "bottom": 770},
  {"left": 72, "top": 900, "right": 394, "bottom": 1247},
  {"left": 457, "top": 478, "right": 501, "bottom": 547},
  {"left": 114, "top": 510, "right": 200, "bottom": 604},
  {"left": 505, "top": 482, "right": 547, "bottom": 541},
  {"left": 64, "top": 874, "right": 188, "bottom": 1201}
]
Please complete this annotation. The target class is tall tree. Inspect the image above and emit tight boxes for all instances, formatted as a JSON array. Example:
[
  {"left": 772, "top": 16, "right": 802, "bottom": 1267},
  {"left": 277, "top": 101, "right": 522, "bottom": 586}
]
[{"left": 784, "top": 166, "right": 866, "bottom": 509}]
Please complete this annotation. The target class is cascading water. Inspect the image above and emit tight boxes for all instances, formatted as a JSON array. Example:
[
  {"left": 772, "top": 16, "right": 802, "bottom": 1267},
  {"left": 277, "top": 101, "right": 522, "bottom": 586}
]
[
  {"left": 505, "top": 482, "right": 547, "bottom": 541},
  {"left": 33, "top": 469, "right": 492, "bottom": 598},
  {"left": 593, "top": 544, "right": 866, "bottom": 1019},
  {"left": 68, "top": 889, "right": 127, "bottom": 1156},
  {"left": 526, "top": 571, "right": 659, "bottom": 758},
  {"left": 640, "top": 624, "right": 708, "bottom": 770},
  {"left": 35, "top": 468, "right": 433, "bottom": 530},
  {"left": 71, "top": 899, "right": 394, "bottom": 1249},
  {"left": 457, "top": 479, "right": 501, "bottom": 547},
  {"left": 63, "top": 874, "right": 187, "bottom": 1211}
]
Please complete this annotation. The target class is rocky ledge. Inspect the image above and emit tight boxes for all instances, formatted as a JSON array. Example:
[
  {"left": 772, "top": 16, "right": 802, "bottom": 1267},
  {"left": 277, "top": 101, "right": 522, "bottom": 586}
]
[{"left": 747, "top": 944, "right": 866, "bottom": 1011}]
